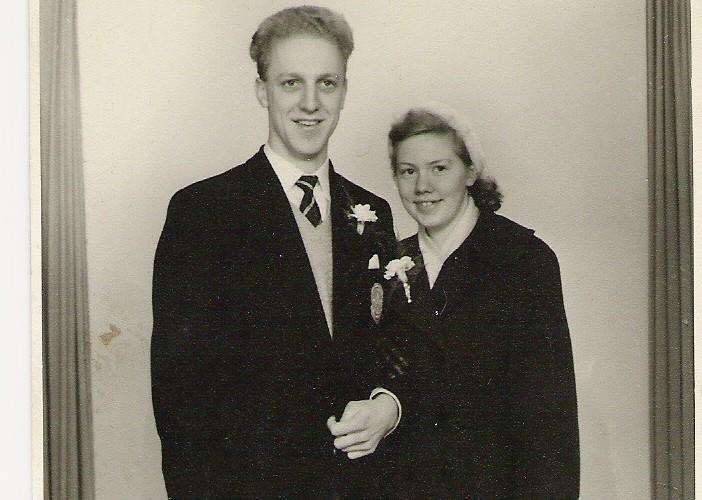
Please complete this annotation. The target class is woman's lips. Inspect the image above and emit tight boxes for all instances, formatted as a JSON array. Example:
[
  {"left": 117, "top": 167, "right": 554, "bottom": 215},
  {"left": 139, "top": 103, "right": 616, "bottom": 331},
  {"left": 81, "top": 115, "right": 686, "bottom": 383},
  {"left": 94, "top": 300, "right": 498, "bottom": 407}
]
[{"left": 414, "top": 199, "right": 442, "bottom": 212}]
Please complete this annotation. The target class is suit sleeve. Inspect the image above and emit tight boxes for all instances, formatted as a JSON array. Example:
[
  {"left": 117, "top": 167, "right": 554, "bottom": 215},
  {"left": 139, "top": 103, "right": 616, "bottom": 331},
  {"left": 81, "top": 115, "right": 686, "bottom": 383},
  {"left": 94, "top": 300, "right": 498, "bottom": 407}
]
[
  {"left": 373, "top": 311, "right": 437, "bottom": 439},
  {"left": 509, "top": 242, "right": 580, "bottom": 498},
  {"left": 151, "top": 190, "right": 227, "bottom": 498},
  {"left": 354, "top": 197, "right": 407, "bottom": 398},
  {"left": 368, "top": 217, "right": 430, "bottom": 436}
]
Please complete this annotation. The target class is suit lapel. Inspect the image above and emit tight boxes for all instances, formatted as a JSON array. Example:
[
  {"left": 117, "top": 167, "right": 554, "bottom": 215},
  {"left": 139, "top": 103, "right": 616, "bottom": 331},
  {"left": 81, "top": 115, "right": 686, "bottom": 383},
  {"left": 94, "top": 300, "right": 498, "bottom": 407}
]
[
  {"left": 233, "top": 148, "right": 330, "bottom": 342},
  {"left": 329, "top": 164, "right": 368, "bottom": 337}
]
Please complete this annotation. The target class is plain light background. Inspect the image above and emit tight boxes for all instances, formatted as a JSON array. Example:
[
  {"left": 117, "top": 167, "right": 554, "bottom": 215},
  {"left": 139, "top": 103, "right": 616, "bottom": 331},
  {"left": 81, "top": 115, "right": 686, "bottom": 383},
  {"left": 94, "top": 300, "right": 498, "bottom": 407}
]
[
  {"left": 1, "top": 0, "right": 31, "bottom": 497},
  {"left": 76, "top": 1, "right": 649, "bottom": 498}
]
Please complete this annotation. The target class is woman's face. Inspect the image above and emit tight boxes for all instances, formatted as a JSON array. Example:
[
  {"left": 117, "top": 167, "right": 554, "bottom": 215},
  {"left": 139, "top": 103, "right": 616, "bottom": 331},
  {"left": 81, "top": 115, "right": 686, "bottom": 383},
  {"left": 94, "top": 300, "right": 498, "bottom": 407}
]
[{"left": 394, "top": 132, "right": 475, "bottom": 235}]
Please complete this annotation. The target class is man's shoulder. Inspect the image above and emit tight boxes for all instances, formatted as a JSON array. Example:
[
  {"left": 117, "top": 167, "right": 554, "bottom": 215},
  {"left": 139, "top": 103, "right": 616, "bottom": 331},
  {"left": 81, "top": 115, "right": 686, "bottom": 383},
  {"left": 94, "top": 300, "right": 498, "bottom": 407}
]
[
  {"left": 170, "top": 150, "right": 265, "bottom": 209},
  {"left": 334, "top": 172, "right": 389, "bottom": 210}
]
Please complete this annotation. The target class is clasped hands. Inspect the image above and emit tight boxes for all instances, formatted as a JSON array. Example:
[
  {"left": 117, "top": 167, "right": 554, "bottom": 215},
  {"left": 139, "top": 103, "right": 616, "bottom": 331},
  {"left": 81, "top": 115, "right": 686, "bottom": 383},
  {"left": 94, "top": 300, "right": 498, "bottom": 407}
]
[{"left": 326, "top": 393, "right": 398, "bottom": 459}]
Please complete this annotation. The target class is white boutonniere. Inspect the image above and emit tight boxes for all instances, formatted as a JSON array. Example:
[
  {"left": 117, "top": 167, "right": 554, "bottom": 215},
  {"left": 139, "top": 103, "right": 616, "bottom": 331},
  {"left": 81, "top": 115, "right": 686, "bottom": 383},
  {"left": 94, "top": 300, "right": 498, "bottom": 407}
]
[
  {"left": 384, "top": 256, "right": 415, "bottom": 303},
  {"left": 348, "top": 204, "right": 378, "bottom": 235}
]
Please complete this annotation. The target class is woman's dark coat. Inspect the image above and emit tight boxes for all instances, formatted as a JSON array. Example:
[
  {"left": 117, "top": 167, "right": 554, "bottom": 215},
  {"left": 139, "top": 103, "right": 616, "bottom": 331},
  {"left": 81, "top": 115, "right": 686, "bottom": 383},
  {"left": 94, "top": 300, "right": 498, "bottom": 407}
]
[{"left": 383, "top": 211, "right": 579, "bottom": 498}]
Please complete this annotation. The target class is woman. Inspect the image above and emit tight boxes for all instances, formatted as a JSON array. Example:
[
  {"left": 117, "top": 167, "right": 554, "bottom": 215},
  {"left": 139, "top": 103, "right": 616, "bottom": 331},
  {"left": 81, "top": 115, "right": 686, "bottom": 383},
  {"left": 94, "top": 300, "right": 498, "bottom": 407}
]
[{"left": 381, "top": 103, "right": 579, "bottom": 498}]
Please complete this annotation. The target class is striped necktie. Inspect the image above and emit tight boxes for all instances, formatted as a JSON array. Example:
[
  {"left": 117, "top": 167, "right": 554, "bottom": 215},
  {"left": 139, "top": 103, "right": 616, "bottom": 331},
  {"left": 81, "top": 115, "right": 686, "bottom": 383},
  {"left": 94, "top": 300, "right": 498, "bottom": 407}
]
[{"left": 295, "top": 175, "right": 322, "bottom": 227}]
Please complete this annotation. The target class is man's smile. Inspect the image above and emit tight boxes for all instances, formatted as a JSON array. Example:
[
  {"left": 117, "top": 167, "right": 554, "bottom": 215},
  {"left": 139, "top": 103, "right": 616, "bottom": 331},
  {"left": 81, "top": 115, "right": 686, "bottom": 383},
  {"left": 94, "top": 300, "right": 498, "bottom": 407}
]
[{"left": 292, "top": 118, "right": 324, "bottom": 127}]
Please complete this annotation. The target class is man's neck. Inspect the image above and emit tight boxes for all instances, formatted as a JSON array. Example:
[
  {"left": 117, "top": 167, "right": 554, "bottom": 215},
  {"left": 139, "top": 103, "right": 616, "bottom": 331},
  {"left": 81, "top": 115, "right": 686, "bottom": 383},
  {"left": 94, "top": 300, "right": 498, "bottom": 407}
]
[{"left": 266, "top": 143, "right": 328, "bottom": 174}]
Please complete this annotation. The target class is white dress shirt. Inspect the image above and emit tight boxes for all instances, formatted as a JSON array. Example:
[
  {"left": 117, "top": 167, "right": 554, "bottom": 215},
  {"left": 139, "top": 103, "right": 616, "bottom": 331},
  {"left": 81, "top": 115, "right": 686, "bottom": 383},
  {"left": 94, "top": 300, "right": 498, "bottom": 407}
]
[
  {"left": 418, "top": 196, "right": 480, "bottom": 289},
  {"left": 264, "top": 144, "right": 331, "bottom": 220}
]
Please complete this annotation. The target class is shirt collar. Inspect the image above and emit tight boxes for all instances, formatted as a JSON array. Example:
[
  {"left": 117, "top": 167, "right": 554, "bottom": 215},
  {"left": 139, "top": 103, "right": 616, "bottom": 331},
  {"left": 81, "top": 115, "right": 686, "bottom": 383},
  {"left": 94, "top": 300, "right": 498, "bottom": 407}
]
[{"left": 264, "top": 144, "right": 331, "bottom": 202}]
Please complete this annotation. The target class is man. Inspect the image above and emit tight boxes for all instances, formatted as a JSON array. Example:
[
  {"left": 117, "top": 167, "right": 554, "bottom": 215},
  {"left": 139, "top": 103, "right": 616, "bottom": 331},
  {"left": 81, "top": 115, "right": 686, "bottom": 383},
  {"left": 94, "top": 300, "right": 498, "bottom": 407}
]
[{"left": 151, "top": 6, "right": 400, "bottom": 498}]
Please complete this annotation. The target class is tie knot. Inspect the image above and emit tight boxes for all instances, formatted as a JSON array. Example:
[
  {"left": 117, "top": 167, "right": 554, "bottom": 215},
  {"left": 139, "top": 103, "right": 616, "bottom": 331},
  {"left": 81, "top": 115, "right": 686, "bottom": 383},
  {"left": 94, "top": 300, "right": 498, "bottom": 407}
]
[{"left": 296, "top": 175, "right": 319, "bottom": 192}]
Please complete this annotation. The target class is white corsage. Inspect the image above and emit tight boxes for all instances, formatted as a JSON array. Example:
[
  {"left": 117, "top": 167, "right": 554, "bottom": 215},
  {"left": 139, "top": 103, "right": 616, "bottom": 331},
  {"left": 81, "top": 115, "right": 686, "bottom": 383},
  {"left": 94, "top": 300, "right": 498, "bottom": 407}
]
[
  {"left": 384, "top": 256, "right": 415, "bottom": 303},
  {"left": 348, "top": 204, "right": 378, "bottom": 235}
]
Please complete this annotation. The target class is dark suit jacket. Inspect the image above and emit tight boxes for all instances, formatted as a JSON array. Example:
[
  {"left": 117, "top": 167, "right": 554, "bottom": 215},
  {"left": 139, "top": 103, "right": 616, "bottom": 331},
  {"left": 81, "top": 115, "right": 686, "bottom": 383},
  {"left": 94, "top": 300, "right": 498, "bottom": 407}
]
[
  {"left": 383, "top": 211, "right": 579, "bottom": 499},
  {"left": 151, "top": 147, "right": 395, "bottom": 499}
]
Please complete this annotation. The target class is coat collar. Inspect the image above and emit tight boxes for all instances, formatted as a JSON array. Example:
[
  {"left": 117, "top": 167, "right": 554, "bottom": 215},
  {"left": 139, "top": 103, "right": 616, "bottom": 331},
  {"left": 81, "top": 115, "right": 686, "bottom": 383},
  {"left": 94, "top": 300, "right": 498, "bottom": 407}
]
[
  {"left": 238, "top": 147, "right": 370, "bottom": 340},
  {"left": 390, "top": 211, "right": 536, "bottom": 329}
]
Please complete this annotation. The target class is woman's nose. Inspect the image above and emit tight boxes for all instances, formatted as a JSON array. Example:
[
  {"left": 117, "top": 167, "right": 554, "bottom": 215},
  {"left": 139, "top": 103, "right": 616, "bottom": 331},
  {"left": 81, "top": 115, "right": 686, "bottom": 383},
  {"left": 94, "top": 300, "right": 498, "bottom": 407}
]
[{"left": 415, "top": 170, "right": 432, "bottom": 193}]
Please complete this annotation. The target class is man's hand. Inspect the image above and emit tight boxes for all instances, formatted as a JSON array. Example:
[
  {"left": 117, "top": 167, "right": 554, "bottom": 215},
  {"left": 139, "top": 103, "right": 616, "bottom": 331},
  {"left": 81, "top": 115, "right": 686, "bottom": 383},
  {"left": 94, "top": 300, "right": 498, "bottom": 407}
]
[{"left": 326, "top": 394, "right": 399, "bottom": 459}]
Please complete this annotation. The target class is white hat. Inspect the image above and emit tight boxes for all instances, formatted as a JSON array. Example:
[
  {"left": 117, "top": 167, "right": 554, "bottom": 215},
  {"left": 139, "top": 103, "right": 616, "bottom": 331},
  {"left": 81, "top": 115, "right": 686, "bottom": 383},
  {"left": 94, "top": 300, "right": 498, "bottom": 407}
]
[{"left": 389, "top": 101, "right": 487, "bottom": 176}]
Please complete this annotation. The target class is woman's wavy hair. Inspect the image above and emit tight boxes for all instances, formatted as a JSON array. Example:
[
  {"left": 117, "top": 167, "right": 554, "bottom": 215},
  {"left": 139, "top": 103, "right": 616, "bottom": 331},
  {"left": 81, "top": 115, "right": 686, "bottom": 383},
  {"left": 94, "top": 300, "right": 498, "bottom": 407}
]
[{"left": 388, "top": 105, "right": 502, "bottom": 212}]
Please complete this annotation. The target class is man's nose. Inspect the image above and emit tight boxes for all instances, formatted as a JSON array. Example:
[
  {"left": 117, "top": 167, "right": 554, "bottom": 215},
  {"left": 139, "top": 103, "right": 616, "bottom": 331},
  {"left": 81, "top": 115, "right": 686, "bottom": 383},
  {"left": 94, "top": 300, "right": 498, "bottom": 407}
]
[{"left": 299, "top": 85, "right": 320, "bottom": 113}]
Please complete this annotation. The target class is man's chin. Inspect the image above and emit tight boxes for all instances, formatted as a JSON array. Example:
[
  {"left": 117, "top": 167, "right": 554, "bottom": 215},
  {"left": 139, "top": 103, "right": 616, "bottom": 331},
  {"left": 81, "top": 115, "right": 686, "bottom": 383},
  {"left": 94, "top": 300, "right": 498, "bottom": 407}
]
[{"left": 290, "top": 146, "right": 328, "bottom": 163}]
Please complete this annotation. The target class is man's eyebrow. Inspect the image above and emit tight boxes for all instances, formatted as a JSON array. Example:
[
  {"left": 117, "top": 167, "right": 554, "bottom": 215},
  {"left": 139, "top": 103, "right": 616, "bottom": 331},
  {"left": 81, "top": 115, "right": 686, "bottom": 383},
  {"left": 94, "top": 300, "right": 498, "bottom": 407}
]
[
  {"left": 272, "top": 71, "right": 302, "bottom": 79},
  {"left": 271, "top": 72, "right": 344, "bottom": 80}
]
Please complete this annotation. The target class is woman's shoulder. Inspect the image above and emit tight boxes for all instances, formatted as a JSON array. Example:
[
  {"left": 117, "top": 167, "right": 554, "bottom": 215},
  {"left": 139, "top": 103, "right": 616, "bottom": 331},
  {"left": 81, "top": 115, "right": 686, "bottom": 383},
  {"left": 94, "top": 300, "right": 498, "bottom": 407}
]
[{"left": 481, "top": 212, "right": 560, "bottom": 269}]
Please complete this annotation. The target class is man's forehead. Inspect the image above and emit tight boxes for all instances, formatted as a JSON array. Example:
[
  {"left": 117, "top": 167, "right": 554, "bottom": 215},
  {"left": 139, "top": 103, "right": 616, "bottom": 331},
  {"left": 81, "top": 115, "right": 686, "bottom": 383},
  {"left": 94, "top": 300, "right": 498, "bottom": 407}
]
[{"left": 268, "top": 36, "right": 346, "bottom": 70}]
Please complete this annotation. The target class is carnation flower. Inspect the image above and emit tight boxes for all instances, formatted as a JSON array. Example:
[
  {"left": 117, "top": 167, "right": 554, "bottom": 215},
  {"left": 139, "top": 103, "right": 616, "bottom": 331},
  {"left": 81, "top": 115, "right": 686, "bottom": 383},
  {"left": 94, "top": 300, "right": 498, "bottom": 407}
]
[
  {"left": 348, "top": 204, "right": 378, "bottom": 234},
  {"left": 384, "top": 256, "right": 415, "bottom": 303}
]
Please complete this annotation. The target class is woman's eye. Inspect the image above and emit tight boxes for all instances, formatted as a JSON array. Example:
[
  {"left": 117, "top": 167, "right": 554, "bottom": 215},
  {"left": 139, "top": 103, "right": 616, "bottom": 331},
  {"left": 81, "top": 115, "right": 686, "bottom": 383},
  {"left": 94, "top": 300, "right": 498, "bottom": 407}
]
[{"left": 433, "top": 165, "right": 447, "bottom": 173}]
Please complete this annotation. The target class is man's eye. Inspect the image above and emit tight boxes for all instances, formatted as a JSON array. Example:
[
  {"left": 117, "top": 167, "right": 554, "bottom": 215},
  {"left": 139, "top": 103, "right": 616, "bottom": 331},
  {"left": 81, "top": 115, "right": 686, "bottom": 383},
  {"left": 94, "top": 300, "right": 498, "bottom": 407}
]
[
  {"left": 281, "top": 80, "right": 300, "bottom": 89},
  {"left": 318, "top": 80, "right": 337, "bottom": 91},
  {"left": 399, "top": 168, "right": 415, "bottom": 177}
]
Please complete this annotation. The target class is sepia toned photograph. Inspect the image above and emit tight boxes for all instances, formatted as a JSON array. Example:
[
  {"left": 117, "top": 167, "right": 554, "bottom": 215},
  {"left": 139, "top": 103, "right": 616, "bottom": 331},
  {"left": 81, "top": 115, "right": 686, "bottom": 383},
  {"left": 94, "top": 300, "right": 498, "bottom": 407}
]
[{"left": 38, "top": 1, "right": 692, "bottom": 498}]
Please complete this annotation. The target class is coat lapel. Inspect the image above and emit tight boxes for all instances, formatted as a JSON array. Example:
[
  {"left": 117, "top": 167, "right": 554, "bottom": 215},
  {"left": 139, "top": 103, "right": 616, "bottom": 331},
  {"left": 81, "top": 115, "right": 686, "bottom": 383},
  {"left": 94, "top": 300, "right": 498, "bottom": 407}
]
[
  {"left": 429, "top": 212, "right": 533, "bottom": 318},
  {"left": 385, "top": 237, "right": 436, "bottom": 335},
  {"left": 388, "top": 213, "right": 521, "bottom": 335},
  {"left": 231, "top": 148, "right": 331, "bottom": 342},
  {"left": 431, "top": 229, "right": 493, "bottom": 317},
  {"left": 329, "top": 164, "right": 369, "bottom": 337}
]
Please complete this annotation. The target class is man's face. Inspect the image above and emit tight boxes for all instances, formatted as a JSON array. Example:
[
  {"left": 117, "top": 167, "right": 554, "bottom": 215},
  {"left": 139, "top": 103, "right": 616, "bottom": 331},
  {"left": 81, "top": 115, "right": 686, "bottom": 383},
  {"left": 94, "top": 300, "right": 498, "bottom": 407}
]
[{"left": 255, "top": 35, "right": 347, "bottom": 168}]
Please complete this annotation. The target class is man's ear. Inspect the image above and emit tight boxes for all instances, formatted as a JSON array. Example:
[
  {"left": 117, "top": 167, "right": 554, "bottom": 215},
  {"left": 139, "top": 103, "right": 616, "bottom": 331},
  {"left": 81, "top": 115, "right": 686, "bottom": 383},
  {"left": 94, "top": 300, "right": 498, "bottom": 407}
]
[
  {"left": 255, "top": 78, "right": 268, "bottom": 108},
  {"left": 340, "top": 78, "right": 348, "bottom": 109},
  {"left": 465, "top": 167, "right": 478, "bottom": 187}
]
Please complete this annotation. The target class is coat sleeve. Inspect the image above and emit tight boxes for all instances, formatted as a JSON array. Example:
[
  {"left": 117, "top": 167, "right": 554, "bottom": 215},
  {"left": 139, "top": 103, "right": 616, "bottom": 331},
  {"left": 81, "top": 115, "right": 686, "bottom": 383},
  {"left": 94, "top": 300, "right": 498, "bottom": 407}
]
[
  {"left": 151, "top": 189, "right": 232, "bottom": 498},
  {"left": 509, "top": 241, "right": 580, "bottom": 498}
]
